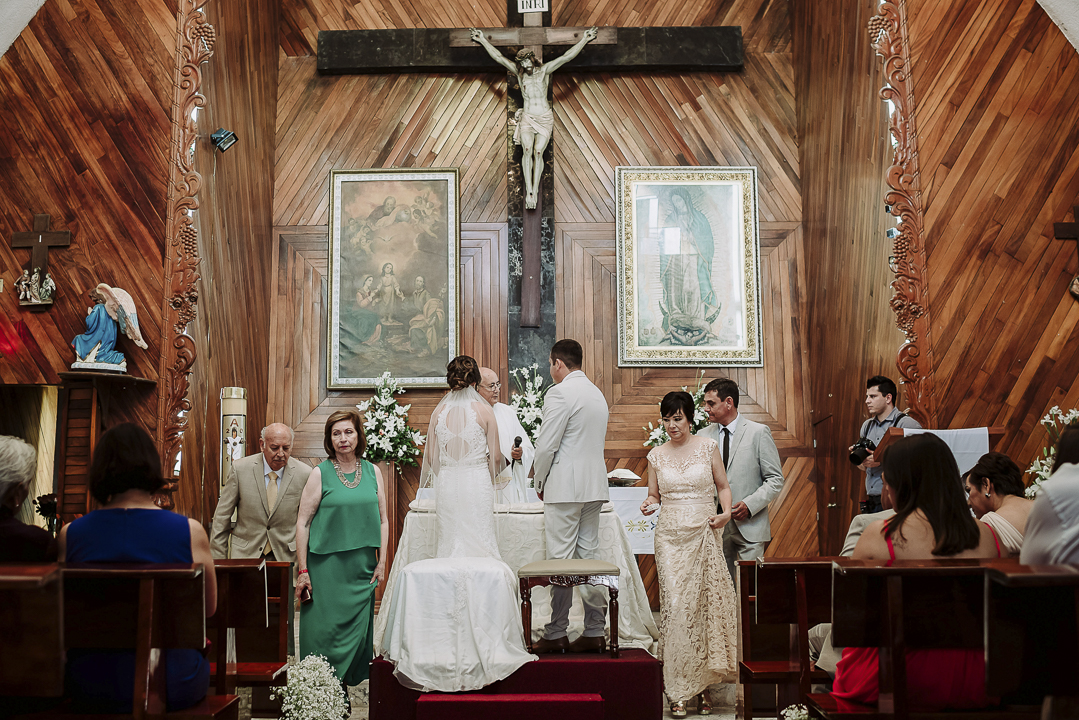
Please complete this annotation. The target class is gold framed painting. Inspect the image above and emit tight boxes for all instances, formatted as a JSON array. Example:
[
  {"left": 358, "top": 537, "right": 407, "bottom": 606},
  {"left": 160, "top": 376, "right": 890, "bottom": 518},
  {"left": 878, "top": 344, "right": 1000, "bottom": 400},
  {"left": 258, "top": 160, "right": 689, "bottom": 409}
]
[
  {"left": 327, "top": 168, "right": 460, "bottom": 388},
  {"left": 615, "top": 166, "right": 762, "bottom": 367}
]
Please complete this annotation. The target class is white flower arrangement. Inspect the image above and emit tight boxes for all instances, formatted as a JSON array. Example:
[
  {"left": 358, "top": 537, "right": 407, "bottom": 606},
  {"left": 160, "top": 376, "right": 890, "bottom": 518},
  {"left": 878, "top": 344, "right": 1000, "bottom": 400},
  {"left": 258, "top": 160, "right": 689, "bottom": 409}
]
[
  {"left": 642, "top": 370, "right": 711, "bottom": 448},
  {"left": 356, "top": 372, "right": 425, "bottom": 468},
  {"left": 509, "top": 363, "right": 548, "bottom": 444},
  {"left": 269, "top": 654, "right": 346, "bottom": 720},
  {"left": 780, "top": 704, "right": 809, "bottom": 720},
  {"left": 1027, "top": 405, "right": 1079, "bottom": 497}
]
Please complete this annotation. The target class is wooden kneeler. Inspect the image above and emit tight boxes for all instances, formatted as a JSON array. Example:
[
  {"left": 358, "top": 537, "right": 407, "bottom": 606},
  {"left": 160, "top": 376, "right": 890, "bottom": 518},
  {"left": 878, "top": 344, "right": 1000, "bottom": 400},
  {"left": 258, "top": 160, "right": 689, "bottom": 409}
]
[{"left": 517, "top": 559, "right": 621, "bottom": 659}]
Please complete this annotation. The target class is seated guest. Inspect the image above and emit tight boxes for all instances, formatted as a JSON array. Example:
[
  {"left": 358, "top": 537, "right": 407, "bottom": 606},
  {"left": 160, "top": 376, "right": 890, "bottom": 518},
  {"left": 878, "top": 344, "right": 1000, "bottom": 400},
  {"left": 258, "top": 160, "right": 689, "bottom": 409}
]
[
  {"left": 833, "top": 433, "right": 1001, "bottom": 711},
  {"left": 58, "top": 423, "right": 216, "bottom": 712},
  {"left": 0, "top": 435, "right": 57, "bottom": 562},
  {"left": 964, "top": 452, "right": 1031, "bottom": 556},
  {"left": 1021, "top": 424, "right": 1079, "bottom": 565}
]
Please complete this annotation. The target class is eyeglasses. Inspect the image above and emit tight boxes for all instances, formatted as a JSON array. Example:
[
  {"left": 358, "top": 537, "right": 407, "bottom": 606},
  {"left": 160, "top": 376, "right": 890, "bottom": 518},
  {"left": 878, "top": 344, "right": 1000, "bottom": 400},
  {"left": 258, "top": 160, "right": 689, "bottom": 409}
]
[{"left": 482, "top": 382, "right": 501, "bottom": 390}]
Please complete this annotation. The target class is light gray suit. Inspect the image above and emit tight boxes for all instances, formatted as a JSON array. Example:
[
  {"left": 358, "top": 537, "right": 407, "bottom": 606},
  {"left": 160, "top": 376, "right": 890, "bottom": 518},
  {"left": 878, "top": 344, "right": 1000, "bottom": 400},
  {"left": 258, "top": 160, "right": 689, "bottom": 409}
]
[
  {"left": 699, "top": 416, "right": 784, "bottom": 579},
  {"left": 533, "top": 370, "right": 610, "bottom": 639},
  {"left": 210, "top": 453, "right": 313, "bottom": 562}
]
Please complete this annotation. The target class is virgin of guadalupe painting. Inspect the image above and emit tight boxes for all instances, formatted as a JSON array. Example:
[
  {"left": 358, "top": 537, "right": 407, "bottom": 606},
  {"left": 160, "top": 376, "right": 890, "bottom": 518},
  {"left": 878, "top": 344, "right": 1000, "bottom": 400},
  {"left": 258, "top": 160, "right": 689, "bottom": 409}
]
[
  {"left": 327, "top": 169, "right": 460, "bottom": 388},
  {"left": 615, "top": 166, "right": 762, "bottom": 366}
]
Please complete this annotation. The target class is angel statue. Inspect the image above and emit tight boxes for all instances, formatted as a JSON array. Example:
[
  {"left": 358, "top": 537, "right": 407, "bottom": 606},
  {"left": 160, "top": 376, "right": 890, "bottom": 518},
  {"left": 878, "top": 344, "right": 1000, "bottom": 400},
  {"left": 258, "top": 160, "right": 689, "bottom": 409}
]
[{"left": 71, "top": 283, "right": 148, "bottom": 371}]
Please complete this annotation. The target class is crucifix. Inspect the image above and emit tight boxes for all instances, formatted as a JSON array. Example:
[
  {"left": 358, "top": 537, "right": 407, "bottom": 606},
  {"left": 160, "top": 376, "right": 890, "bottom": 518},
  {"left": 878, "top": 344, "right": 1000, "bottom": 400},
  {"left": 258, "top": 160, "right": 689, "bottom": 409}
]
[
  {"left": 10, "top": 214, "right": 71, "bottom": 307},
  {"left": 1055, "top": 205, "right": 1079, "bottom": 299},
  {"left": 318, "top": 6, "right": 742, "bottom": 359}
]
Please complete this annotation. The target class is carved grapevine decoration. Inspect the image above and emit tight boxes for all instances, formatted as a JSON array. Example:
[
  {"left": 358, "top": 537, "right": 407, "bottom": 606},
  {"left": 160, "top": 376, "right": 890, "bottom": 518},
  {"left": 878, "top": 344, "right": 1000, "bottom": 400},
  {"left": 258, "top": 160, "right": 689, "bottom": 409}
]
[
  {"left": 156, "top": 0, "right": 215, "bottom": 505},
  {"left": 869, "top": 0, "right": 934, "bottom": 427}
]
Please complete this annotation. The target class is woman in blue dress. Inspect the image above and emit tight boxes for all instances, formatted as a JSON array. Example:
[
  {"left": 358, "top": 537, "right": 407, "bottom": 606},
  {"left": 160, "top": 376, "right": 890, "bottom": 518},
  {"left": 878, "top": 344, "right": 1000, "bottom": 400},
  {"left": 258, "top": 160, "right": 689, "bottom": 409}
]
[{"left": 59, "top": 423, "right": 217, "bottom": 712}]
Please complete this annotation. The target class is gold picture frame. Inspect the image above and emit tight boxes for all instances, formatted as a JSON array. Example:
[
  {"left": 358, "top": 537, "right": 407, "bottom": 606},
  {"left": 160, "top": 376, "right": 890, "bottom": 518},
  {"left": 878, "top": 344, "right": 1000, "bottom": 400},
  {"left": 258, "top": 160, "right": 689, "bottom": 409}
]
[
  {"left": 615, "top": 166, "right": 762, "bottom": 367},
  {"left": 327, "top": 168, "right": 460, "bottom": 388}
]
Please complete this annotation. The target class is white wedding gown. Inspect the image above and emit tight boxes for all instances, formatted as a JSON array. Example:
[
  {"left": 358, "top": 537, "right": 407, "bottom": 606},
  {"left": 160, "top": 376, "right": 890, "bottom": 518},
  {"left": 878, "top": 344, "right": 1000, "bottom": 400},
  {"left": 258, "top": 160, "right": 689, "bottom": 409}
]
[{"left": 379, "top": 389, "right": 536, "bottom": 691}]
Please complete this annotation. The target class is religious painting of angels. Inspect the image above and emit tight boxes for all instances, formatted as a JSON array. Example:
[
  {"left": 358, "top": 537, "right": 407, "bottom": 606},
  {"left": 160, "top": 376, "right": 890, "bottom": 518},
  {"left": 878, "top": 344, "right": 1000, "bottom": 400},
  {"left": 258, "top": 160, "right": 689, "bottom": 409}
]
[
  {"left": 614, "top": 166, "right": 763, "bottom": 367},
  {"left": 327, "top": 169, "right": 460, "bottom": 388}
]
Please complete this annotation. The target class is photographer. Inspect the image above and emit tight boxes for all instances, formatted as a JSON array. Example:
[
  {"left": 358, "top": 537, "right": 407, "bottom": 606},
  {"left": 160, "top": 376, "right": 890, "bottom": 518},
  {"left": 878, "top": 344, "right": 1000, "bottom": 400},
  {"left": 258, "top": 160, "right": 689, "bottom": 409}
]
[{"left": 850, "top": 376, "right": 921, "bottom": 514}]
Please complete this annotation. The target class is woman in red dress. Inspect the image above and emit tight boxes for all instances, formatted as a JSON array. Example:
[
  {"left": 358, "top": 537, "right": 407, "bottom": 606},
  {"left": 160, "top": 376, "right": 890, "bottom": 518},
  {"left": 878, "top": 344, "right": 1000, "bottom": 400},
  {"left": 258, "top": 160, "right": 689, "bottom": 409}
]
[{"left": 833, "top": 433, "right": 1002, "bottom": 711}]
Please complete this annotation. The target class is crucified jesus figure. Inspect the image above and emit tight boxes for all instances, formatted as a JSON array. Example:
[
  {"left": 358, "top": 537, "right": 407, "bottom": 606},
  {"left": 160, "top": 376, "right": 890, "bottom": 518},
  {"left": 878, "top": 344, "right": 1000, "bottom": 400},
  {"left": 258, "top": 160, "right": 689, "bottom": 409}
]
[{"left": 471, "top": 26, "right": 598, "bottom": 210}]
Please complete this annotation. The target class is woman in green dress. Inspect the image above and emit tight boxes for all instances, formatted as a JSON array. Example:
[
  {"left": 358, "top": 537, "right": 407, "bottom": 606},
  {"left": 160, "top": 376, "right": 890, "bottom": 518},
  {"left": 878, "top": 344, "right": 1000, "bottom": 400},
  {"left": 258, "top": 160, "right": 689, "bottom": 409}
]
[{"left": 295, "top": 409, "right": 388, "bottom": 702}]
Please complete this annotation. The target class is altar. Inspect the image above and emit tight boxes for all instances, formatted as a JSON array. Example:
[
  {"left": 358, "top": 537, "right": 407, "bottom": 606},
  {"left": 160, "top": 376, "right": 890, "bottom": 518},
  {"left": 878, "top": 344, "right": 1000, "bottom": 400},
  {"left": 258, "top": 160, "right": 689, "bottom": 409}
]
[{"left": 373, "top": 501, "right": 660, "bottom": 654}]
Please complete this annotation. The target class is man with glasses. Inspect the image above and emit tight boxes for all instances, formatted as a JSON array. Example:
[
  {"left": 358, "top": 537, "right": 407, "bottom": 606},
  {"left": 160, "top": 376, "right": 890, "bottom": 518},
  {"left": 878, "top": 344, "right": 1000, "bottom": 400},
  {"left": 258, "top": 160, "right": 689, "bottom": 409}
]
[{"left": 478, "top": 367, "right": 533, "bottom": 503}]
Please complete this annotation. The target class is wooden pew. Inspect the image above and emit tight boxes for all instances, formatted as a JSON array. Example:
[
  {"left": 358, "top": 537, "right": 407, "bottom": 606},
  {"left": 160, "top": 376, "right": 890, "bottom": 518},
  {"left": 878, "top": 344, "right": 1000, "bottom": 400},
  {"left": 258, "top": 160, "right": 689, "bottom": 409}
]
[
  {"left": 984, "top": 562, "right": 1079, "bottom": 711},
  {"left": 207, "top": 559, "right": 286, "bottom": 694},
  {"left": 740, "top": 558, "right": 835, "bottom": 717},
  {"left": 41, "top": 563, "right": 239, "bottom": 720},
  {"left": 738, "top": 559, "right": 801, "bottom": 720},
  {"left": 0, "top": 564, "right": 64, "bottom": 714},
  {"left": 806, "top": 558, "right": 1034, "bottom": 720}
]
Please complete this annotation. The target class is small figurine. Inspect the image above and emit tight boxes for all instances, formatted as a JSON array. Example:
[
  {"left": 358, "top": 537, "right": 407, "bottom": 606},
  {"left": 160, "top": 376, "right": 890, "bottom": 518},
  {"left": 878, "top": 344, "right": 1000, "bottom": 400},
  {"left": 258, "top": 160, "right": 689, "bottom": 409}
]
[
  {"left": 71, "top": 283, "right": 148, "bottom": 372},
  {"left": 15, "top": 270, "right": 30, "bottom": 302},
  {"left": 39, "top": 273, "right": 56, "bottom": 303}
]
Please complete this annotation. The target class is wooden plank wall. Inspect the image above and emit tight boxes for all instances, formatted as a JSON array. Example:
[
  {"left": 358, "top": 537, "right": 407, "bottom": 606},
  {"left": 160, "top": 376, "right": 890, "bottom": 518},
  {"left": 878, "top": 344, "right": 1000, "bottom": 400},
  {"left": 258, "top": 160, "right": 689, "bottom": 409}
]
[
  {"left": 0, "top": 0, "right": 174, "bottom": 412},
  {"left": 791, "top": 0, "right": 901, "bottom": 553},
  {"left": 181, "top": 0, "right": 280, "bottom": 521},
  {"left": 905, "top": 0, "right": 1079, "bottom": 472},
  {"left": 271, "top": 0, "right": 819, "bottom": 607}
]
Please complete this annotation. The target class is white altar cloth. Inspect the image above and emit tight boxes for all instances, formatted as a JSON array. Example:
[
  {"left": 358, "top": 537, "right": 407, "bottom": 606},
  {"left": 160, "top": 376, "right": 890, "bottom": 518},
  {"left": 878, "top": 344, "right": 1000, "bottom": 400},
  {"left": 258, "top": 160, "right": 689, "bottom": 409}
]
[{"left": 373, "top": 504, "right": 659, "bottom": 655}]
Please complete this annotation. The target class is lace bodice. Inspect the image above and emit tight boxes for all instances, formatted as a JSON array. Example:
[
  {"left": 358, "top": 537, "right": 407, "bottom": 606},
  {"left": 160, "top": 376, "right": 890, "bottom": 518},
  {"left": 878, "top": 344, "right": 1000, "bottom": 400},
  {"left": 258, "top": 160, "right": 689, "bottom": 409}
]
[
  {"left": 647, "top": 438, "right": 718, "bottom": 502},
  {"left": 434, "top": 403, "right": 488, "bottom": 469}
]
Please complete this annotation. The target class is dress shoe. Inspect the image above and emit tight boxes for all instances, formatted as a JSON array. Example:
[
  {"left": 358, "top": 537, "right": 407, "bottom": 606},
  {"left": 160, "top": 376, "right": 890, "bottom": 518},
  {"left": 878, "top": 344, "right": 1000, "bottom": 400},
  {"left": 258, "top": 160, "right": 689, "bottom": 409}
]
[
  {"left": 696, "top": 691, "right": 712, "bottom": 715},
  {"left": 532, "top": 636, "right": 569, "bottom": 653},
  {"left": 567, "top": 635, "right": 606, "bottom": 653}
]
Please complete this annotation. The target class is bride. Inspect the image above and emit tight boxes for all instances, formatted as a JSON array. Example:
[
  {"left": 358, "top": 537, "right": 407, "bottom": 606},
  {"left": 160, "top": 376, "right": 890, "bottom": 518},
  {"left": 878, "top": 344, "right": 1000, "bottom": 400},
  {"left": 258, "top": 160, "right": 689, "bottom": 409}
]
[{"left": 378, "top": 355, "right": 536, "bottom": 691}]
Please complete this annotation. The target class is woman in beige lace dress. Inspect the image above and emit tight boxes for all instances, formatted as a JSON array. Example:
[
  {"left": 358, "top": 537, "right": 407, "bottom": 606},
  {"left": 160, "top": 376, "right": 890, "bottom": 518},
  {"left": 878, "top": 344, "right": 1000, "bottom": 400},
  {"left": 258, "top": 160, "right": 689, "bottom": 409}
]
[{"left": 641, "top": 391, "right": 738, "bottom": 717}]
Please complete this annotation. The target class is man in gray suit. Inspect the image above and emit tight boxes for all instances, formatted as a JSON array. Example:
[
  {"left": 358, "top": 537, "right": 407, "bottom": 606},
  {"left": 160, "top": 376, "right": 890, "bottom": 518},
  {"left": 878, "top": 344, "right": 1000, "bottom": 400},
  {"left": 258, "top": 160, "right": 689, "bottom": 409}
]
[
  {"left": 699, "top": 378, "right": 785, "bottom": 580},
  {"left": 210, "top": 422, "right": 313, "bottom": 563},
  {"left": 532, "top": 339, "right": 611, "bottom": 654}
]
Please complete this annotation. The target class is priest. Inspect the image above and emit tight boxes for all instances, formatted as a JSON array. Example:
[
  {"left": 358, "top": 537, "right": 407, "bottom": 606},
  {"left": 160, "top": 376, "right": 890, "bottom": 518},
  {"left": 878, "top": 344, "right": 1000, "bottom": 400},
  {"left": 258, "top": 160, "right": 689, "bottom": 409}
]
[{"left": 478, "top": 366, "right": 534, "bottom": 504}]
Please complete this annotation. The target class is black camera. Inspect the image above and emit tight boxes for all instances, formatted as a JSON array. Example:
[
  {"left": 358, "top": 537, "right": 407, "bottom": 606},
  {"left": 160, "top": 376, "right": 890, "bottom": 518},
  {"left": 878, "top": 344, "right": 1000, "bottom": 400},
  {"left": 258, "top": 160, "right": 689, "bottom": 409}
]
[{"left": 849, "top": 437, "right": 876, "bottom": 465}]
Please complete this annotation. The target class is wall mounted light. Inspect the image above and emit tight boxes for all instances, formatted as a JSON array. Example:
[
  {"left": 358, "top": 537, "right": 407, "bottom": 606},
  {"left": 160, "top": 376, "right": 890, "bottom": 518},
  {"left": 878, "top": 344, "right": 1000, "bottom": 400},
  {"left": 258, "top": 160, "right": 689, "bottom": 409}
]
[{"left": 210, "top": 128, "right": 238, "bottom": 152}]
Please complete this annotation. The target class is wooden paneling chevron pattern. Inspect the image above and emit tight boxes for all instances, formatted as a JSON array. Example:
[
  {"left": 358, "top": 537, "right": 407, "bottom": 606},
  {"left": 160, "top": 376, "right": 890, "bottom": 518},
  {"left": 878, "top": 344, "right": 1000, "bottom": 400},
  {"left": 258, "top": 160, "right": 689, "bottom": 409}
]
[
  {"left": 0, "top": 0, "right": 173, "bottom": 405},
  {"left": 793, "top": 0, "right": 900, "bottom": 553},
  {"left": 903, "top": 0, "right": 1079, "bottom": 472},
  {"left": 274, "top": 58, "right": 507, "bottom": 227},
  {"left": 555, "top": 221, "right": 817, "bottom": 560}
]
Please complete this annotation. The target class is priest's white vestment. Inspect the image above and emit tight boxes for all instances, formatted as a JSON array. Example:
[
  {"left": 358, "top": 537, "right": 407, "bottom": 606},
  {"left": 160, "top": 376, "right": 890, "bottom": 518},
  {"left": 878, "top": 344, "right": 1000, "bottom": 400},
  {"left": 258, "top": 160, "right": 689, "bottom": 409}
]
[{"left": 492, "top": 402, "right": 534, "bottom": 504}]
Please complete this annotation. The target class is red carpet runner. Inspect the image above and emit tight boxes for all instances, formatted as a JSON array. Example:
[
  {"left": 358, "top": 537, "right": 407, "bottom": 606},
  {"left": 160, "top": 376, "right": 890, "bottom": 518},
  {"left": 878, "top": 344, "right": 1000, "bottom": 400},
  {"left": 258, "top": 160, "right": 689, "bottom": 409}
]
[{"left": 370, "top": 649, "right": 662, "bottom": 720}]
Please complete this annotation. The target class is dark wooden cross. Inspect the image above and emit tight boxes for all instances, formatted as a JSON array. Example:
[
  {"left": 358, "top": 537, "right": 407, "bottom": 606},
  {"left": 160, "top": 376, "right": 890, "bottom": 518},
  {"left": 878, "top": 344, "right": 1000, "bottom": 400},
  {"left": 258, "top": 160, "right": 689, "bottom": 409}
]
[
  {"left": 318, "top": 7, "right": 742, "bottom": 333},
  {"left": 11, "top": 214, "right": 71, "bottom": 279},
  {"left": 1055, "top": 206, "right": 1079, "bottom": 299}
]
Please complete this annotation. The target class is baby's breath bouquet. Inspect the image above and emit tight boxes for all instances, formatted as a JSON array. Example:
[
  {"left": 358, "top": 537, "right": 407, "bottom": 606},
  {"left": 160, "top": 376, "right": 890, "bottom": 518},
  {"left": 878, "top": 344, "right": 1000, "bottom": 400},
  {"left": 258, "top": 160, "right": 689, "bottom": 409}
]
[
  {"left": 1027, "top": 406, "right": 1079, "bottom": 497},
  {"left": 356, "top": 372, "right": 425, "bottom": 468},
  {"left": 780, "top": 704, "right": 809, "bottom": 720},
  {"left": 642, "top": 370, "right": 710, "bottom": 448},
  {"left": 509, "top": 363, "right": 547, "bottom": 444},
  {"left": 269, "top": 654, "right": 346, "bottom": 720}
]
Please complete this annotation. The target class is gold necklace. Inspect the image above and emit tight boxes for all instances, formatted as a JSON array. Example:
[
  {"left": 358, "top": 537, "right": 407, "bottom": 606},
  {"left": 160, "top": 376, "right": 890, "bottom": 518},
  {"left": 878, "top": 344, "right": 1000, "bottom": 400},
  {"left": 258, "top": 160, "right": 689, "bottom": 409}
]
[{"left": 331, "top": 459, "right": 360, "bottom": 488}]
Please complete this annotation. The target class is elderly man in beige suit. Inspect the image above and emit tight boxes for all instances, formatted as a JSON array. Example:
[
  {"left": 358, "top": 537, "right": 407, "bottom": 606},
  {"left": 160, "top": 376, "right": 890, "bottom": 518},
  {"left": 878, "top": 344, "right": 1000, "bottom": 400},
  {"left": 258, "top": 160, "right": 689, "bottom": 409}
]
[
  {"left": 531, "top": 339, "right": 611, "bottom": 654},
  {"left": 211, "top": 422, "right": 313, "bottom": 562}
]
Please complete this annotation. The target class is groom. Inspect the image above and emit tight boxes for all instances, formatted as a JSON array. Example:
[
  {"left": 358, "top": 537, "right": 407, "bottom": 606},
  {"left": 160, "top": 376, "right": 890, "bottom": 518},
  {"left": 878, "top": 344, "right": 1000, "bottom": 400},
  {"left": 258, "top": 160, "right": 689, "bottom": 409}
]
[{"left": 532, "top": 339, "right": 611, "bottom": 653}]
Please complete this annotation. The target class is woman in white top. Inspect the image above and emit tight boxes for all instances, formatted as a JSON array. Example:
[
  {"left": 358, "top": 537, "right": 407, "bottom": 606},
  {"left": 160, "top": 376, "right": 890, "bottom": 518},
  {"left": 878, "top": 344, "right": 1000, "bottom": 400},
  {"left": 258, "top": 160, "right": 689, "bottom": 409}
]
[
  {"left": 963, "top": 451, "right": 1032, "bottom": 556},
  {"left": 1021, "top": 425, "right": 1079, "bottom": 565}
]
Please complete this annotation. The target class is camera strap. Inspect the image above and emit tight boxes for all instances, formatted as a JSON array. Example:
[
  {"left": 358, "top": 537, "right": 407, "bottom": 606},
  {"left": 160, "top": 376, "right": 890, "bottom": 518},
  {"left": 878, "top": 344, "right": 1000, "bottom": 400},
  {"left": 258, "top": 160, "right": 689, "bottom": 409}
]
[{"left": 861, "top": 412, "right": 907, "bottom": 441}]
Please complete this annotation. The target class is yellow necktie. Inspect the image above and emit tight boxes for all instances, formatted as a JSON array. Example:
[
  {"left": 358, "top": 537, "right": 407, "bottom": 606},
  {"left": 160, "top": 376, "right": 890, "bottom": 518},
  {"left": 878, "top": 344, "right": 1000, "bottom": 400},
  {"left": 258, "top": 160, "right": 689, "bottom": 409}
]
[{"left": 264, "top": 471, "right": 279, "bottom": 555}]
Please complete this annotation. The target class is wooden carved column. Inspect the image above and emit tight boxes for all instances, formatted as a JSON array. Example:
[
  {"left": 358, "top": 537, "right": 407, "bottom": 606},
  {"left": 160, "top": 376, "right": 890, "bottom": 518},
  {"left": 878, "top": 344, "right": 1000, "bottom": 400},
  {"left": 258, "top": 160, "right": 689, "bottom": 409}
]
[
  {"left": 156, "top": 0, "right": 215, "bottom": 502},
  {"left": 869, "top": 0, "right": 935, "bottom": 427}
]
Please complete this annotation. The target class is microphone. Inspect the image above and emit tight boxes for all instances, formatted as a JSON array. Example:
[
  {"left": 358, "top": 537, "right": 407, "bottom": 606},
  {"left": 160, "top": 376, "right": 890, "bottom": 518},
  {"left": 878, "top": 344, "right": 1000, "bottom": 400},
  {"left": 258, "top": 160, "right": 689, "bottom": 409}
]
[{"left": 512, "top": 436, "right": 522, "bottom": 468}]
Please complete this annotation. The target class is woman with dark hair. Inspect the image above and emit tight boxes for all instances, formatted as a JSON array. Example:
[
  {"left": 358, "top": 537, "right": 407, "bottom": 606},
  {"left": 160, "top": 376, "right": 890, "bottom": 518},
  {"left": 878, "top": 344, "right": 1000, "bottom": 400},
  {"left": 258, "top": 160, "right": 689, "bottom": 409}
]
[
  {"left": 640, "top": 391, "right": 736, "bottom": 717},
  {"left": 379, "top": 355, "right": 535, "bottom": 691},
  {"left": 963, "top": 452, "right": 1031, "bottom": 555},
  {"left": 59, "top": 423, "right": 216, "bottom": 712},
  {"left": 1021, "top": 424, "right": 1079, "bottom": 565},
  {"left": 834, "top": 433, "right": 1001, "bottom": 710},
  {"left": 295, "top": 408, "right": 388, "bottom": 706}
]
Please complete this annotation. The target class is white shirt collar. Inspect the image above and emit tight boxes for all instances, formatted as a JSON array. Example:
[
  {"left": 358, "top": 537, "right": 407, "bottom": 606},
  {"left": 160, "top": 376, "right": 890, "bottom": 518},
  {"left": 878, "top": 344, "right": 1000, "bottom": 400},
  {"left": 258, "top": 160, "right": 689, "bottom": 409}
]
[{"left": 720, "top": 414, "right": 739, "bottom": 435}]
